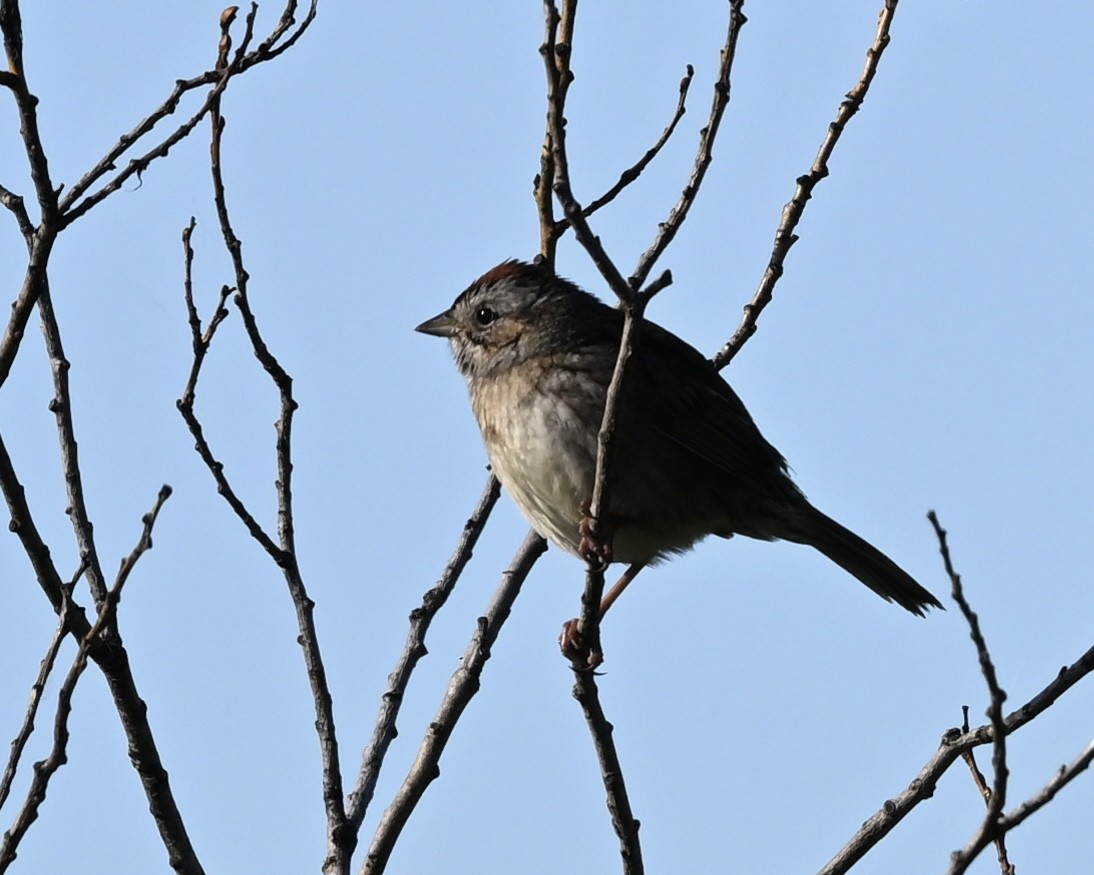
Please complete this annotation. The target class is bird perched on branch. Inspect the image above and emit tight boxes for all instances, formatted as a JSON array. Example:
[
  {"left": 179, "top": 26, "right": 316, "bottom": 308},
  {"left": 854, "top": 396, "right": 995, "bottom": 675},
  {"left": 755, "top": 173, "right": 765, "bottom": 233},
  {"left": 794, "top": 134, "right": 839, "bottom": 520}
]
[{"left": 417, "top": 259, "right": 941, "bottom": 666}]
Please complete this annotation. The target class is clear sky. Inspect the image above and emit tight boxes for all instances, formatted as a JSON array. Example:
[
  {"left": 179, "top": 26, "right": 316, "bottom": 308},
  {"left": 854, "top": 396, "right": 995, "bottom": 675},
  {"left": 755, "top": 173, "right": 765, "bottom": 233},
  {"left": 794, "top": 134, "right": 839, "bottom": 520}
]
[{"left": 1, "top": 2, "right": 1092, "bottom": 873}]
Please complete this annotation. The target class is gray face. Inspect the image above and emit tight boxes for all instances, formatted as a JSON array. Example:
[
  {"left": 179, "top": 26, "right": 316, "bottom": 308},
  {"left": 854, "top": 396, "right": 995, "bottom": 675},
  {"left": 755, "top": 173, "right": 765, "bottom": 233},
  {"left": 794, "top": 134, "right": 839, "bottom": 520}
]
[{"left": 416, "top": 265, "right": 554, "bottom": 382}]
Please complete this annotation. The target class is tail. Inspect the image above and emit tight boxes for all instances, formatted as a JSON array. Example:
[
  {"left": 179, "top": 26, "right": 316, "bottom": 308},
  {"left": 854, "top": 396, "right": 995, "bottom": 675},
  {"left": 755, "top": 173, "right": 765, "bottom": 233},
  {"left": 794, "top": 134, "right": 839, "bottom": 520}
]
[{"left": 779, "top": 503, "right": 943, "bottom": 616}]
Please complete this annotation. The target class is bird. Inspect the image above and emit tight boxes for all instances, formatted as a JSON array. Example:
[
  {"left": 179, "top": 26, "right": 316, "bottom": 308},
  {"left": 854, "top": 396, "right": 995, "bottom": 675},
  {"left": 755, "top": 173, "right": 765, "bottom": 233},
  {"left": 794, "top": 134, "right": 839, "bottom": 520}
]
[{"left": 416, "top": 259, "right": 941, "bottom": 665}]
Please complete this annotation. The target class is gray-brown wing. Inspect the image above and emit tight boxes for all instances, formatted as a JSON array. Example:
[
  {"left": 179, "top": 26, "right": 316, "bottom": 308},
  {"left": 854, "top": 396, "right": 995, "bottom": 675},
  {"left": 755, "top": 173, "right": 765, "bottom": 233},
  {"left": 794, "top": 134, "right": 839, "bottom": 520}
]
[{"left": 623, "top": 320, "right": 802, "bottom": 506}]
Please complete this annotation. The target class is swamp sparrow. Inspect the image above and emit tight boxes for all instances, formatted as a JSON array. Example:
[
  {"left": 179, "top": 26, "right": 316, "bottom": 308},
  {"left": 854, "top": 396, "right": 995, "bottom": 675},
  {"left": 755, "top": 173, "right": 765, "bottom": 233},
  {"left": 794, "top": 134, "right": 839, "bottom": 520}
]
[{"left": 417, "top": 260, "right": 940, "bottom": 659}]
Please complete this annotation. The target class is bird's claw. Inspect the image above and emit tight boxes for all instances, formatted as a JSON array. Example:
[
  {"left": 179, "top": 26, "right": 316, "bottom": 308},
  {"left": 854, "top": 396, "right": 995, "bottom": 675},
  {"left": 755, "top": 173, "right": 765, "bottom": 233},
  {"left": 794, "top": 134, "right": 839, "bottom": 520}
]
[
  {"left": 578, "top": 501, "right": 613, "bottom": 570},
  {"left": 559, "top": 618, "right": 604, "bottom": 671}
]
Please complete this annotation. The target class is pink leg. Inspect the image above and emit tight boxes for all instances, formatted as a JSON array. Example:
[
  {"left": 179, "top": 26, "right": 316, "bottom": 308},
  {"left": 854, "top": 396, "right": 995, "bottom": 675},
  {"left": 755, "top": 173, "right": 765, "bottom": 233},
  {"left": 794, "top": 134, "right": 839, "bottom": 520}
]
[{"left": 559, "top": 562, "right": 646, "bottom": 670}]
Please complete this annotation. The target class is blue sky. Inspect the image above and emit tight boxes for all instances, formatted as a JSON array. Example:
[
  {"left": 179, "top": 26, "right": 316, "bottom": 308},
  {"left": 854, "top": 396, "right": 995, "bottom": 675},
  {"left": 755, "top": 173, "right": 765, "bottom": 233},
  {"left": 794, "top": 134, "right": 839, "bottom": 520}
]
[{"left": 1, "top": 2, "right": 1092, "bottom": 873}]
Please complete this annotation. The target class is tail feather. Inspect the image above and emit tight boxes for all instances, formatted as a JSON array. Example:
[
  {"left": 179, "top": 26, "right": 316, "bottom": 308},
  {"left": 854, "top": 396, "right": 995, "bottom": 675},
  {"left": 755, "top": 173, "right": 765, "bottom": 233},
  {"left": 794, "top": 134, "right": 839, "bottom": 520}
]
[{"left": 781, "top": 504, "right": 942, "bottom": 616}]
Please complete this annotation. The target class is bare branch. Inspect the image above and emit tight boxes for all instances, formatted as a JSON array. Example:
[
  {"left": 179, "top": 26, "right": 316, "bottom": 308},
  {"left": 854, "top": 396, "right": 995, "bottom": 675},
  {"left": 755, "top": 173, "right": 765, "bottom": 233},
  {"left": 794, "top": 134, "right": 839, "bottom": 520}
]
[
  {"left": 1, "top": 442, "right": 197, "bottom": 862},
  {"left": 534, "top": 0, "right": 566, "bottom": 267},
  {"left": 176, "top": 245, "right": 273, "bottom": 555},
  {"left": 0, "top": 485, "right": 190, "bottom": 873},
  {"left": 346, "top": 475, "right": 502, "bottom": 831},
  {"left": 0, "top": 182, "right": 33, "bottom": 240},
  {"left": 536, "top": 7, "right": 656, "bottom": 871},
  {"left": 0, "top": 612, "right": 68, "bottom": 813},
  {"left": 541, "top": 0, "right": 633, "bottom": 303},
  {"left": 1, "top": 3, "right": 316, "bottom": 870},
  {"left": 0, "top": 25, "right": 59, "bottom": 397},
  {"left": 178, "top": 84, "right": 350, "bottom": 872},
  {"left": 575, "top": 304, "right": 650, "bottom": 670},
  {"left": 0, "top": 0, "right": 24, "bottom": 76},
  {"left": 955, "top": 707, "right": 1014, "bottom": 874},
  {"left": 0, "top": 240, "right": 51, "bottom": 392},
  {"left": 361, "top": 531, "right": 547, "bottom": 875},
  {"left": 0, "top": 593, "right": 87, "bottom": 872},
  {"left": 713, "top": 0, "right": 899, "bottom": 369},
  {"left": 571, "top": 671, "right": 644, "bottom": 874},
  {"left": 819, "top": 638, "right": 1094, "bottom": 875},
  {"left": 551, "top": 65, "right": 695, "bottom": 241},
  {"left": 0, "top": 0, "right": 58, "bottom": 222},
  {"left": 0, "top": 430, "right": 80, "bottom": 616},
  {"left": 251, "top": 0, "right": 319, "bottom": 63},
  {"left": 994, "top": 740, "right": 1094, "bottom": 836},
  {"left": 567, "top": 306, "right": 656, "bottom": 871},
  {"left": 631, "top": 0, "right": 747, "bottom": 291},
  {"left": 58, "top": 2, "right": 319, "bottom": 223},
  {"left": 930, "top": 512, "right": 1010, "bottom": 875},
  {"left": 36, "top": 277, "right": 111, "bottom": 608},
  {"left": 113, "top": 485, "right": 173, "bottom": 591}
]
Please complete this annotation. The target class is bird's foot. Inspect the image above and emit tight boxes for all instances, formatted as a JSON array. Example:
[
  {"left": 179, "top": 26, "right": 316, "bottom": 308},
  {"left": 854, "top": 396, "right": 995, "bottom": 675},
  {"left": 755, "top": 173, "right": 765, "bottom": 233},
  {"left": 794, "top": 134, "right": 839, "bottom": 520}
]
[
  {"left": 559, "top": 618, "right": 604, "bottom": 672},
  {"left": 577, "top": 500, "right": 613, "bottom": 570}
]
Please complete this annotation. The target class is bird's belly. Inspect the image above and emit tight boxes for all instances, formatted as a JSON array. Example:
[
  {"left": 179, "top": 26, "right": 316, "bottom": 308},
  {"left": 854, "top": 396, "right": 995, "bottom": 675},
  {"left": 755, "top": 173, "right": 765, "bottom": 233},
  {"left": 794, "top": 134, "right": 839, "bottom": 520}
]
[
  {"left": 482, "top": 392, "right": 596, "bottom": 557},
  {"left": 471, "top": 366, "right": 722, "bottom": 565}
]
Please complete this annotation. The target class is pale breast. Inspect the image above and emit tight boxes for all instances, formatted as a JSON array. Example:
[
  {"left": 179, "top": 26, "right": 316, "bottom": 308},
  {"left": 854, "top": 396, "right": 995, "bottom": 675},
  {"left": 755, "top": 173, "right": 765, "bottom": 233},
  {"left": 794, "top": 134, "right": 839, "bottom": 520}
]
[{"left": 471, "top": 361, "right": 602, "bottom": 556}]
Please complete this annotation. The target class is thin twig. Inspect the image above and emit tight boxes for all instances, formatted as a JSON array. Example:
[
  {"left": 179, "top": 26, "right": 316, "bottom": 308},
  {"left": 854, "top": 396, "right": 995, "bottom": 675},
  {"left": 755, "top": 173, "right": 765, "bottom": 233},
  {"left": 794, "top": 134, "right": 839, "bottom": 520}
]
[
  {"left": 631, "top": 0, "right": 747, "bottom": 291},
  {"left": 929, "top": 512, "right": 1010, "bottom": 875},
  {"left": 346, "top": 475, "right": 502, "bottom": 830},
  {"left": 176, "top": 230, "right": 274, "bottom": 555},
  {"left": 0, "top": 612, "right": 68, "bottom": 813},
  {"left": 993, "top": 740, "right": 1094, "bottom": 836},
  {"left": 534, "top": 0, "right": 565, "bottom": 267},
  {"left": 58, "top": 1, "right": 318, "bottom": 223},
  {"left": 0, "top": 239, "right": 53, "bottom": 392},
  {"left": 0, "top": 0, "right": 57, "bottom": 221},
  {"left": 361, "top": 531, "right": 547, "bottom": 875},
  {"left": 541, "top": 0, "right": 633, "bottom": 303},
  {"left": 251, "top": 0, "right": 319, "bottom": 63},
  {"left": 572, "top": 671, "right": 644, "bottom": 874},
  {"left": 0, "top": 595, "right": 89, "bottom": 873},
  {"left": 537, "top": 6, "right": 653, "bottom": 873},
  {"left": 956, "top": 706, "right": 1013, "bottom": 873},
  {"left": 1, "top": 4, "right": 315, "bottom": 871},
  {"left": 0, "top": 431, "right": 82, "bottom": 617},
  {"left": 575, "top": 304, "right": 649, "bottom": 668},
  {"left": 180, "top": 65, "right": 350, "bottom": 871},
  {"left": 37, "top": 275, "right": 110, "bottom": 608},
  {"left": 818, "top": 639, "right": 1094, "bottom": 875},
  {"left": 0, "top": 442, "right": 201, "bottom": 864},
  {"left": 712, "top": 0, "right": 899, "bottom": 369},
  {"left": 551, "top": 65, "right": 695, "bottom": 242},
  {"left": 566, "top": 295, "right": 666, "bottom": 871},
  {"left": 114, "top": 485, "right": 173, "bottom": 590},
  {"left": 542, "top": 0, "right": 673, "bottom": 670},
  {"left": 0, "top": 182, "right": 33, "bottom": 240},
  {"left": 0, "top": 485, "right": 180, "bottom": 873},
  {"left": 0, "top": 0, "right": 61, "bottom": 396}
]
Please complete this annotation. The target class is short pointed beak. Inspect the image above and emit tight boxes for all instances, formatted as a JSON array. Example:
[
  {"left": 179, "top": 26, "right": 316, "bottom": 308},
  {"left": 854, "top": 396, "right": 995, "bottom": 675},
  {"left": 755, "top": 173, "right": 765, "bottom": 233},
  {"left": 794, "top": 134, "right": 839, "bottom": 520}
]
[{"left": 415, "top": 310, "right": 457, "bottom": 338}]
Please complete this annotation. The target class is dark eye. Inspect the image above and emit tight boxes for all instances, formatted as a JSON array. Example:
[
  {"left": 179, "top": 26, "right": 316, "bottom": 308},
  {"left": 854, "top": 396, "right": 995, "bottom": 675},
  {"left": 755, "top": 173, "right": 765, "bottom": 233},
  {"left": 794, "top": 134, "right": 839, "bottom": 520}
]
[{"left": 474, "top": 306, "right": 497, "bottom": 326}]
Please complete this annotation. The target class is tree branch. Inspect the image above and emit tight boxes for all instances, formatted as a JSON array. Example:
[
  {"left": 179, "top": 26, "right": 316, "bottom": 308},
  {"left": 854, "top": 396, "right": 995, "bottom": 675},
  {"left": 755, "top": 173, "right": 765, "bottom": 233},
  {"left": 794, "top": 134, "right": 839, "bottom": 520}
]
[
  {"left": 58, "top": 2, "right": 318, "bottom": 224},
  {"left": 549, "top": 64, "right": 695, "bottom": 244},
  {"left": 0, "top": 612, "right": 69, "bottom": 813},
  {"left": 930, "top": 512, "right": 1011, "bottom": 875},
  {"left": 541, "top": 0, "right": 633, "bottom": 303},
  {"left": 631, "top": 0, "right": 746, "bottom": 291},
  {"left": 571, "top": 671, "right": 644, "bottom": 874},
  {"left": 991, "top": 739, "right": 1094, "bottom": 837},
  {"left": 0, "top": 0, "right": 58, "bottom": 222},
  {"left": 0, "top": 431, "right": 81, "bottom": 617},
  {"left": 0, "top": 486, "right": 191, "bottom": 874},
  {"left": 361, "top": 531, "right": 547, "bottom": 875},
  {"left": 819, "top": 640, "right": 1094, "bottom": 875},
  {"left": 178, "top": 72, "right": 350, "bottom": 869},
  {"left": 712, "top": 0, "right": 899, "bottom": 369},
  {"left": 346, "top": 475, "right": 502, "bottom": 831},
  {"left": 36, "top": 274, "right": 110, "bottom": 608}
]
